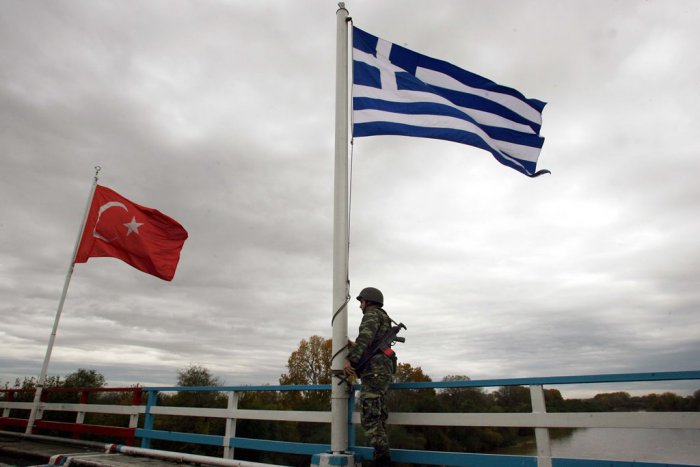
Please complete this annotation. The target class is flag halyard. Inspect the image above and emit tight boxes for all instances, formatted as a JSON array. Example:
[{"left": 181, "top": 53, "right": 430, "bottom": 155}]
[{"left": 352, "top": 26, "right": 549, "bottom": 177}]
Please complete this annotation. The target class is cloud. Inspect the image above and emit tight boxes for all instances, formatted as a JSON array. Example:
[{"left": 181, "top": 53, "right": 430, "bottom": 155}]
[{"left": 1, "top": 0, "right": 699, "bottom": 397}]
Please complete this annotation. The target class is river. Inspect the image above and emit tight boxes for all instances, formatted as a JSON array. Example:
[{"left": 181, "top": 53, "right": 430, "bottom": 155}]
[{"left": 497, "top": 428, "right": 700, "bottom": 465}]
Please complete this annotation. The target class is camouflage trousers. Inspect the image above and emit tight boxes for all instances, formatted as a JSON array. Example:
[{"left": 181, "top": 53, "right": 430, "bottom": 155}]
[{"left": 359, "top": 357, "right": 392, "bottom": 459}]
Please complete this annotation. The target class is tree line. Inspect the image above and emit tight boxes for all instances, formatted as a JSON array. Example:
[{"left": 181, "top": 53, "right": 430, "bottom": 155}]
[{"left": 3, "top": 336, "right": 699, "bottom": 466}]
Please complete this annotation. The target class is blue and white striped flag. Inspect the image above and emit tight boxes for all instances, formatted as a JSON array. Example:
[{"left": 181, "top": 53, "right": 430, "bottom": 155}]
[{"left": 352, "top": 27, "right": 549, "bottom": 177}]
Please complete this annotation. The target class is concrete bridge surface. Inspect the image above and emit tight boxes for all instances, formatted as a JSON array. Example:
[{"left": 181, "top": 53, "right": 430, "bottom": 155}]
[{"left": 0, "top": 433, "right": 202, "bottom": 467}]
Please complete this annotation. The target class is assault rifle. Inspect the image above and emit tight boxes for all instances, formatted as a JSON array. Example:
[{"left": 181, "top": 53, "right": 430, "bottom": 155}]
[{"left": 336, "top": 321, "right": 407, "bottom": 387}]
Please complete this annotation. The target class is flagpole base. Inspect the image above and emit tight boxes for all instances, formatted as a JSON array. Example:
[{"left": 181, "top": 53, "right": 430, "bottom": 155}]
[{"left": 311, "top": 452, "right": 360, "bottom": 467}]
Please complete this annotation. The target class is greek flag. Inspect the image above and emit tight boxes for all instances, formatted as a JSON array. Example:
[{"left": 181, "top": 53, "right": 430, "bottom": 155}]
[{"left": 352, "top": 27, "right": 549, "bottom": 177}]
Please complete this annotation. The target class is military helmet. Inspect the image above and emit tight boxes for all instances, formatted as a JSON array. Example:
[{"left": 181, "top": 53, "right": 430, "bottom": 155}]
[{"left": 356, "top": 287, "right": 384, "bottom": 306}]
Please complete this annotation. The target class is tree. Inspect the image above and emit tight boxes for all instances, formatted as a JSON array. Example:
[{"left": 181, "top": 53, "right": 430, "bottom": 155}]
[
  {"left": 382, "top": 363, "right": 441, "bottom": 452},
  {"left": 641, "top": 392, "right": 686, "bottom": 411},
  {"left": 438, "top": 375, "right": 493, "bottom": 413},
  {"left": 389, "top": 363, "right": 435, "bottom": 412},
  {"left": 435, "top": 375, "right": 521, "bottom": 453},
  {"left": 592, "top": 391, "right": 633, "bottom": 411},
  {"left": 275, "top": 336, "right": 334, "bottom": 453},
  {"left": 154, "top": 365, "right": 226, "bottom": 456},
  {"left": 279, "top": 335, "right": 332, "bottom": 386},
  {"left": 6, "top": 376, "right": 62, "bottom": 406},
  {"left": 177, "top": 364, "right": 221, "bottom": 387},
  {"left": 544, "top": 388, "right": 565, "bottom": 411},
  {"left": 279, "top": 335, "right": 332, "bottom": 410},
  {"left": 64, "top": 369, "right": 106, "bottom": 389},
  {"left": 394, "top": 363, "right": 432, "bottom": 384},
  {"left": 690, "top": 389, "right": 700, "bottom": 411},
  {"left": 13, "top": 375, "right": 62, "bottom": 390},
  {"left": 171, "top": 364, "right": 223, "bottom": 410},
  {"left": 494, "top": 385, "right": 531, "bottom": 412}
]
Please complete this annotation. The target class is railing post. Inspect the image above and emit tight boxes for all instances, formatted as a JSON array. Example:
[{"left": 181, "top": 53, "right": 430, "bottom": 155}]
[
  {"left": 530, "top": 384, "right": 552, "bottom": 467},
  {"left": 223, "top": 391, "right": 239, "bottom": 459},
  {"left": 74, "top": 390, "right": 89, "bottom": 439},
  {"left": 141, "top": 390, "right": 158, "bottom": 449},
  {"left": 2, "top": 391, "right": 13, "bottom": 418},
  {"left": 128, "top": 388, "right": 143, "bottom": 446},
  {"left": 130, "top": 387, "right": 143, "bottom": 429},
  {"left": 347, "top": 387, "right": 356, "bottom": 449}
]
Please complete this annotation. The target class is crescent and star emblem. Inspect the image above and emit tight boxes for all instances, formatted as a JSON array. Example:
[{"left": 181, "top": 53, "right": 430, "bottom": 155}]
[{"left": 93, "top": 201, "right": 144, "bottom": 243}]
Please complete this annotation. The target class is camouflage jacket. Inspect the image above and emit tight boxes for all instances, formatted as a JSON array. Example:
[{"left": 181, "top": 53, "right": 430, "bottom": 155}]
[{"left": 347, "top": 305, "right": 392, "bottom": 371}]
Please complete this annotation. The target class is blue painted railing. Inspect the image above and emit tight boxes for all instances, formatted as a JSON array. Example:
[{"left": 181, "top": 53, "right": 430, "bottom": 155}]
[{"left": 135, "top": 370, "right": 700, "bottom": 467}]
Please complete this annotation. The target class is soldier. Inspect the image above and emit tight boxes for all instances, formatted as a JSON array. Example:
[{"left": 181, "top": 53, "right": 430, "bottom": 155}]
[{"left": 344, "top": 287, "right": 393, "bottom": 467}]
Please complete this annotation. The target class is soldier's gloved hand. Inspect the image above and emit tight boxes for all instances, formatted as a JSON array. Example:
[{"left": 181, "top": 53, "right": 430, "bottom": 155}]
[{"left": 343, "top": 359, "right": 356, "bottom": 377}]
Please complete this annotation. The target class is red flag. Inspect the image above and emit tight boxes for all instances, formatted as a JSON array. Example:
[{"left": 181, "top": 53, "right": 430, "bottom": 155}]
[{"left": 75, "top": 185, "right": 188, "bottom": 281}]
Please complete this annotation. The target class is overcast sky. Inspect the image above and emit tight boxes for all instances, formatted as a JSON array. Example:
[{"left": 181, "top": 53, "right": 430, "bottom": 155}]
[{"left": 1, "top": 0, "right": 699, "bottom": 397}]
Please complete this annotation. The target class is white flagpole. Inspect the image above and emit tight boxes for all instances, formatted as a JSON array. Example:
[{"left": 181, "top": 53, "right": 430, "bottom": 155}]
[
  {"left": 331, "top": 2, "right": 350, "bottom": 453},
  {"left": 25, "top": 166, "right": 101, "bottom": 435}
]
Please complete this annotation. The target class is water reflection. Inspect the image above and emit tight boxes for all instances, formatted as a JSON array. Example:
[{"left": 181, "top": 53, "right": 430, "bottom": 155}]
[{"left": 497, "top": 428, "right": 700, "bottom": 464}]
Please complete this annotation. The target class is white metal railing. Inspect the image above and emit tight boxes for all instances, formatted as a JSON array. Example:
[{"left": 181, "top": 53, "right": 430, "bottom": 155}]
[{"left": 2, "top": 371, "right": 699, "bottom": 467}]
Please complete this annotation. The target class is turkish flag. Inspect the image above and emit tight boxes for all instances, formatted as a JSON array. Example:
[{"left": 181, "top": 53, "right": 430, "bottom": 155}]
[{"left": 75, "top": 185, "right": 188, "bottom": 281}]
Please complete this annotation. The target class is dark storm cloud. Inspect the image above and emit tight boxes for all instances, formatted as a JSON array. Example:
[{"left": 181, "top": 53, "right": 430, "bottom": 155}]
[{"left": 2, "top": 0, "right": 699, "bottom": 390}]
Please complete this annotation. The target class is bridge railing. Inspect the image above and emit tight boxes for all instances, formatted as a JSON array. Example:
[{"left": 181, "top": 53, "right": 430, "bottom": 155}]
[
  {"left": 0, "top": 386, "right": 142, "bottom": 445},
  {"left": 2, "top": 371, "right": 699, "bottom": 467}
]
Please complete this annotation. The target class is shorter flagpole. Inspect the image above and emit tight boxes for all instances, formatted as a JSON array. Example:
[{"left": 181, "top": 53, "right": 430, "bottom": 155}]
[{"left": 25, "top": 166, "right": 101, "bottom": 435}]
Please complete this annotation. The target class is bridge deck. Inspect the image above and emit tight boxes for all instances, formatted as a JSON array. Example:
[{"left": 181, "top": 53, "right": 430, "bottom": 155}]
[{"left": 0, "top": 433, "right": 186, "bottom": 467}]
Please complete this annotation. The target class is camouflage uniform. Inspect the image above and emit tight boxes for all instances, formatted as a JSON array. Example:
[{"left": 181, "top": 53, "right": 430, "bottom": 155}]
[{"left": 347, "top": 304, "right": 393, "bottom": 462}]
